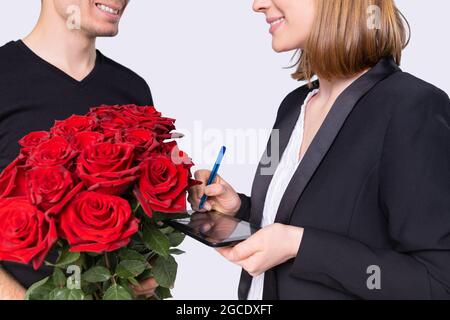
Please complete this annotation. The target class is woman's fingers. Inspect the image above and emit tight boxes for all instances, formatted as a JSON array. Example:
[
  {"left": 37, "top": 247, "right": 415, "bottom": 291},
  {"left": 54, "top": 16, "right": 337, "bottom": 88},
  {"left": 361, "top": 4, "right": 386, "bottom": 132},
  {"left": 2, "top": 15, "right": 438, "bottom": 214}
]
[
  {"left": 188, "top": 169, "right": 240, "bottom": 214},
  {"left": 188, "top": 170, "right": 212, "bottom": 211},
  {"left": 216, "top": 247, "right": 233, "bottom": 258},
  {"left": 194, "top": 170, "right": 211, "bottom": 186},
  {"left": 217, "top": 232, "right": 261, "bottom": 262},
  {"left": 189, "top": 170, "right": 227, "bottom": 211},
  {"left": 204, "top": 184, "right": 226, "bottom": 197},
  {"left": 203, "top": 200, "right": 213, "bottom": 211}
]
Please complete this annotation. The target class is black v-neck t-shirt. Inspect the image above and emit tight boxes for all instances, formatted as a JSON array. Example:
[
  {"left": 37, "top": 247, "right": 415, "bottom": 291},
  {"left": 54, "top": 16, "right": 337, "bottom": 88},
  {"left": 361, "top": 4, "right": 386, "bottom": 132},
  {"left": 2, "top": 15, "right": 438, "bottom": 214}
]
[{"left": 0, "top": 40, "right": 153, "bottom": 288}]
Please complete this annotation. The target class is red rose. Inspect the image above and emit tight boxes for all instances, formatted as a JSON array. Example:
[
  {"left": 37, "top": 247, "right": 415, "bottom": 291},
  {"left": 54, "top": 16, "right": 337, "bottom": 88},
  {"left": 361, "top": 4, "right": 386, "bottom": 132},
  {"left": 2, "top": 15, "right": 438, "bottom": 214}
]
[
  {"left": 26, "top": 166, "right": 83, "bottom": 214},
  {"left": 28, "top": 136, "right": 77, "bottom": 168},
  {"left": 19, "top": 131, "right": 51, "bottom": 149},
  {"left": 59, "top": 191, "right": 139, "bottom": 252},
  {"left": 121, "top": 105, "right": 161, "bottom": 117},
  {"left": 0, "top": 197, "right": 57, "bottom": 270},
  {"left": 117, "top": 128, "right": 160, "bottom": 161},
  {"left": 92, "top": 107, "right": 136, "bottom": 132},
  {"left": 134, "top": 153, "right": 191, "bottom": 217},
  {"left": 88, "top": 105, "right": 124, "bottom": 120},
  {"left": 99, "top": 115, "right": 132, "bottom": 133},
  {"left": 163, "top": 142, "right": 200, "bottom": 188},
  {"left": 89, "top": 105, "right": 175, "bottom": 136},
  {"left": 51, "top": 115, "right": 97, "bottom": 139},
  {"left": 0, "top": 156, "right": 28, "bottom": 198},
  {"left": 159, "top": 141, "right": 178, "bottom": 155},
  {"left": 120, "top": 105, "right": 175, "bottom": 134},
  {"left": 71, "top": 131, "right": 104, "bottom": 152},
  {"left": 76, "top": 142, "right": 141, "bottom": 195},
  {"left": 97, "top": 115, "right": 133, "bottom": 141},
  {"left": 138, "top": 117, "right": 176, "bottom": 135}
]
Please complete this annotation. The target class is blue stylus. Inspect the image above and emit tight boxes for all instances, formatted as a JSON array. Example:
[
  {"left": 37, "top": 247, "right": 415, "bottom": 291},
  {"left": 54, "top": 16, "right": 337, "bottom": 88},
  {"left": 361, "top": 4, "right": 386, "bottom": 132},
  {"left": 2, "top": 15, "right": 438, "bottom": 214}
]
[{"left": 199, "top": 146, "right": 227, "bottom": 210}]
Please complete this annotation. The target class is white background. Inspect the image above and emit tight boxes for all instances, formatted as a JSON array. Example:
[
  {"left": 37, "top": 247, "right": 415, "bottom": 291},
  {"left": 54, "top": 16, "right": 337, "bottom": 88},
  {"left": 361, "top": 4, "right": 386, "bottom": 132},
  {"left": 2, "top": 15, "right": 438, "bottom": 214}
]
[{"left": 1, "top": 1, "right": 449, "bottom": 299}]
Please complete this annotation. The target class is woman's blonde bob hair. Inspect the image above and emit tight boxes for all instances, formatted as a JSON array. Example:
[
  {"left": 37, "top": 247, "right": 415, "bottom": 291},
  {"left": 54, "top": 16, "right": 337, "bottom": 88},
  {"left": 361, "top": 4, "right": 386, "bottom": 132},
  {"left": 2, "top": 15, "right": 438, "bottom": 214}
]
[{"left": 292, "top": 0, "right": 410, "bottom": 82}]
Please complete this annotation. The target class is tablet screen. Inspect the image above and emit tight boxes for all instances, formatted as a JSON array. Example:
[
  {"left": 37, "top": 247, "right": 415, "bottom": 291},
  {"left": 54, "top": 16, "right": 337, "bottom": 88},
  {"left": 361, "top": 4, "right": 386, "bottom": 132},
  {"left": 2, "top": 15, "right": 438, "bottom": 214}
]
[{"left": 166, "top": 211, "right": 260, "bottom": 247}]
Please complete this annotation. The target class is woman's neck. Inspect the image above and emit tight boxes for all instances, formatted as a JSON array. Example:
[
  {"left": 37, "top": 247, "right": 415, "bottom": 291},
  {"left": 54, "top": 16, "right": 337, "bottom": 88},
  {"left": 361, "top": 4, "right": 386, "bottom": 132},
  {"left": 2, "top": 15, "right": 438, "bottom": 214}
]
[{"left": 315, "top": 69, "right": 370, "bottom": 108}]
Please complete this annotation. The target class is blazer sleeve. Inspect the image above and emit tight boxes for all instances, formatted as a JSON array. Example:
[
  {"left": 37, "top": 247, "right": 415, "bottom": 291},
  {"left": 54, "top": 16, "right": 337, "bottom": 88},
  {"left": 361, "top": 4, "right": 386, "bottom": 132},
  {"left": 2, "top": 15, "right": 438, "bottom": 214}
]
[
  {"left": 289, "top": 88, "right": 450, "bottom": 299},
  {"left": 235, "top": 194, "right": 251, "bottom": 222}
]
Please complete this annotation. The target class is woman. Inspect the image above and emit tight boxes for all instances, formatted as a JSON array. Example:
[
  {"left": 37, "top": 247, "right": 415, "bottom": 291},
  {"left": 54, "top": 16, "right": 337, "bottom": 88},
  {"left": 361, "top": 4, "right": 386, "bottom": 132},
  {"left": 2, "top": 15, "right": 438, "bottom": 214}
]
[{"left": 188, "top": 0, "right": 450, "bottom": 300}]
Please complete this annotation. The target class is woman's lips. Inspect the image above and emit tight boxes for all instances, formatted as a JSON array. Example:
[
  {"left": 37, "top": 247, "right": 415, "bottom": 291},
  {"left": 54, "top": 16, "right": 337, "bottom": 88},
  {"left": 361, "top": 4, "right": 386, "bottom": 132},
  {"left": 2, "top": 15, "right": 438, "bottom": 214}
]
[{"left": 267, "top": 17, "right": 286, "bottom": 34}]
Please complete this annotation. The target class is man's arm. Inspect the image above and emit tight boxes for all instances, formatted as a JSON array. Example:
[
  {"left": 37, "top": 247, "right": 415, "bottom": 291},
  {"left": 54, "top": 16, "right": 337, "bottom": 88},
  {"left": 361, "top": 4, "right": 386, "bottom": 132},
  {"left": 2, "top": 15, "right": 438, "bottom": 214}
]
[{"left": 0, "top": 267, "right": 26, "bottom": 300}]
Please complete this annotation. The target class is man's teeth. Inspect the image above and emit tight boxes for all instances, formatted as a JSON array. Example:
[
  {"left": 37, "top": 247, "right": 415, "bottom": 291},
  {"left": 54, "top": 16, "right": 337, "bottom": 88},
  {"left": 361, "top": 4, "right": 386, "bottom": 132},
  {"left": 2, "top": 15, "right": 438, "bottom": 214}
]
[
  {"left": 96, "top": 4, "right": 119, "bottom": 15},
  {"left": 271, "top": 18, "right": 285, "bottom": 26}
]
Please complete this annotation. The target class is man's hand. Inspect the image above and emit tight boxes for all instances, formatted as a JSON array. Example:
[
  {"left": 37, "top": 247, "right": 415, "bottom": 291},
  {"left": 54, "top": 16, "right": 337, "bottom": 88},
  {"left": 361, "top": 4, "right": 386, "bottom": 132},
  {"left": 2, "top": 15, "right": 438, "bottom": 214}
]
[
  {"left": 0, "top": 267, "right": 26, "bottom": 300},
  {"left": 131, "top": 277, "right": 159, "bottom": 298},
  {"left": 216, "top": 224, "right": 304, "bottom": 277}
]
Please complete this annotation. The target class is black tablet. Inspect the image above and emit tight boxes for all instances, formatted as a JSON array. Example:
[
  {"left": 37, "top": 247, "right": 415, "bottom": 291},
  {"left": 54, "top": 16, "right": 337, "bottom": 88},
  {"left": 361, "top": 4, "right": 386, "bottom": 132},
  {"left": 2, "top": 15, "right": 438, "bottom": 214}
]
[{"left": 165, "top": 211, "right": 260, "bottom": 247}]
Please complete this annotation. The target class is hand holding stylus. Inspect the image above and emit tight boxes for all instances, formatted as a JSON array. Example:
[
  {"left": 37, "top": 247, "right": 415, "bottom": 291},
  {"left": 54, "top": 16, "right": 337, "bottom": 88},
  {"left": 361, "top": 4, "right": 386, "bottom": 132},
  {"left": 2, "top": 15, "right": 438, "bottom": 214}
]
[{"left": 188, "top": 170, "right": 241, "bottom": 215}]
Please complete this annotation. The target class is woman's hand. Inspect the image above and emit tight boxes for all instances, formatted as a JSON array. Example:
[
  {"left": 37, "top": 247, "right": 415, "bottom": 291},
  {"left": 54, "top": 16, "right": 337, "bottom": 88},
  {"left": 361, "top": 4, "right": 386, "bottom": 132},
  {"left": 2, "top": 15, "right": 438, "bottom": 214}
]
[
  {"left": 188, "top": 170, "right": 241, "bottom": 215},
  {"left": 216, "top": 224, "right": 304, "bottom": 277}
]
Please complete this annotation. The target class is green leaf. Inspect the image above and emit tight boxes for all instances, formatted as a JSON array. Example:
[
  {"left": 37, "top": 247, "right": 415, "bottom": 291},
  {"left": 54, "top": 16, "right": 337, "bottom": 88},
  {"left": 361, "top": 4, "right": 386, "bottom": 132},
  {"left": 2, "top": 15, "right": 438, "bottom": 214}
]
[
  {"left": 137, "top": 268, "right": 153, "bottom": 282},
  {"left": 142, "top": 224, "right": 170, "bottom": 258},
  {"left": 160, "top": 226, "right": 175, "bottom": 234},
  {"left": 81, "top": 282, "right": 98, "bottom": 295},
  {"left": 152, "top": 255, "right": 178, "bottom": 288},
  {"left": 117, "top": 278, "right": 134, "bottom": 296},
  {"left": 49, "top": 288, "right": 86, "bottom": 300},
  {"left": 55, "top": 247, "right": 80, "bottom": 267},
  {"left": 154, "top": 286, "right": 173, "bottom": 300},
  {"left": 52, "top": 268, "right": 66, "bottom": 288},
  {"left": 82, "top": 266, "right": 112, "bottom": 283},
  {"left": 115, "top": 260, "right": 146, "bottom": 279},
  {"left": 169, "top": 248, "right": 185, "bottom": 255},
  {"left": 152, "top": 212, "right": 191, "bottom": 221},
  {"left": 128, "top": 278, "right": 140, "bottom": 286},
  {"left": 25, "top": 276, "right": 52, "bottom": 300},
  {"left": 118, "top": 249, "right": 147, "bottom": 263},
  {"left": 168, "top": 232, "right": 185, "bottom": 247},
  {"left": 103, "top": 284, "right": 132, "bottom": 300}
]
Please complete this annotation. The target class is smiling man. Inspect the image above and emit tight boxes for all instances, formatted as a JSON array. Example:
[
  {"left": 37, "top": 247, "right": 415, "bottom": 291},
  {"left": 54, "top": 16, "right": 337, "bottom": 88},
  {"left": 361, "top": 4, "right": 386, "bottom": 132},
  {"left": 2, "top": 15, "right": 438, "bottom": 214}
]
[{"left": 0, "top": 0, "right": 158, "bottom": 299}]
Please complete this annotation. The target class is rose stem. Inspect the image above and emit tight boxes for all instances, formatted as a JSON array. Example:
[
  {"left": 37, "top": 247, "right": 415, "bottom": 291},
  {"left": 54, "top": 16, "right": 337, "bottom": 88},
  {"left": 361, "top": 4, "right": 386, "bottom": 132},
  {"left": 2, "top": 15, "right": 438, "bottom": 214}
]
[{"left": 104, "top": 253, "right": 116, "bottom": 285}]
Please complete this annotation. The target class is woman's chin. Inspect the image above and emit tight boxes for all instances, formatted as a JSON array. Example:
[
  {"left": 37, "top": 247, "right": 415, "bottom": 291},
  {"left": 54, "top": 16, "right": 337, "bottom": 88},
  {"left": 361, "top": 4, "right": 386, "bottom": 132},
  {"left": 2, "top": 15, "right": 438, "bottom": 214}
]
[
  {"left": 272, "top": 43, "right": 290, "bottom": 53},
  {"left": 271, "top": 40, "right": 300, "bottom": 53}
]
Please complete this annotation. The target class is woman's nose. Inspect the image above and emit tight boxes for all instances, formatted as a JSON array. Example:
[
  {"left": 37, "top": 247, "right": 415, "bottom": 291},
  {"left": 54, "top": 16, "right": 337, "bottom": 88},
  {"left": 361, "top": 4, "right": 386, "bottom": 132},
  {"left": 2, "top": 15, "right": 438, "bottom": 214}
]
[{"left": 253, "top": 0, "right": 271, "bottom": 13}]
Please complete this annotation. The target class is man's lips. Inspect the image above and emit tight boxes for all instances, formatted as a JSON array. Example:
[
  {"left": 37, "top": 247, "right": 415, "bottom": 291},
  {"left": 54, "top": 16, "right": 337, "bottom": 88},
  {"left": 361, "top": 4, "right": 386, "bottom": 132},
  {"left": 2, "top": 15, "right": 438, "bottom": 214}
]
[{"left": 95, "top": 2, "right": 122, "bottom": 16}]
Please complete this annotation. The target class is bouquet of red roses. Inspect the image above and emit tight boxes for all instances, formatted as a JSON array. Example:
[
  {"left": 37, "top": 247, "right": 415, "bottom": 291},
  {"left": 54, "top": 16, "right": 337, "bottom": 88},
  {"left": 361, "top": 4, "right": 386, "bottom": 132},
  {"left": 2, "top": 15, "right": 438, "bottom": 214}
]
[{"left": 0, "top": 105, "right": 197, "bottom": 300}]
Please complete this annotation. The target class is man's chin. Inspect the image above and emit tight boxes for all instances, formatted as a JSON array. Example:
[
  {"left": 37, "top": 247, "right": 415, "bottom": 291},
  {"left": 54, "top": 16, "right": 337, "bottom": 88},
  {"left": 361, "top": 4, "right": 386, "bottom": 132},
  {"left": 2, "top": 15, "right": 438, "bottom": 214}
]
[
  {"left": 90, "top": 29, "right": 119, "bottom": 38},
  {"left": 83, "top": 24, "right": 120, "bottom": 38},
  {"left": 97, "top": 30, "right": 119, "bottom": 37}
]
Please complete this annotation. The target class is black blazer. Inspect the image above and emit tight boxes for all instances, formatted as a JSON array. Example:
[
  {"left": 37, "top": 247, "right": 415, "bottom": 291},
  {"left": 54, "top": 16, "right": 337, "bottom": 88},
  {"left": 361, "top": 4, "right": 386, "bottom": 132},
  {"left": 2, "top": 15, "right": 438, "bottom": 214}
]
[{"left": 235, "top": 57, "right": 450, "bottom": 300}]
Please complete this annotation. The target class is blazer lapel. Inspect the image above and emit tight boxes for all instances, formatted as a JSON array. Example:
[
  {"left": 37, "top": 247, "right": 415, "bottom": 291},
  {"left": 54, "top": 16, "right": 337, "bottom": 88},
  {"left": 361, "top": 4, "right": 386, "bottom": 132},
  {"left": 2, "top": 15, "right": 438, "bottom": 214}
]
[
  {"left": 274, "top": 57, "right": 401, "bottom": 225},
  {"left": 249, "top": 82, "right": 319, "bottom": 227}
]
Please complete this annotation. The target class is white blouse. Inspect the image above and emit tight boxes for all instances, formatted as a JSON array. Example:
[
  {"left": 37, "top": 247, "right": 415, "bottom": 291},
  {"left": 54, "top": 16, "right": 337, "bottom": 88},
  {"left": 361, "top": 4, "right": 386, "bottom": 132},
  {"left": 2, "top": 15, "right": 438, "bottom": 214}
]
[{"left": 247, "top": 88, "right": 320, "bottom": 300}]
